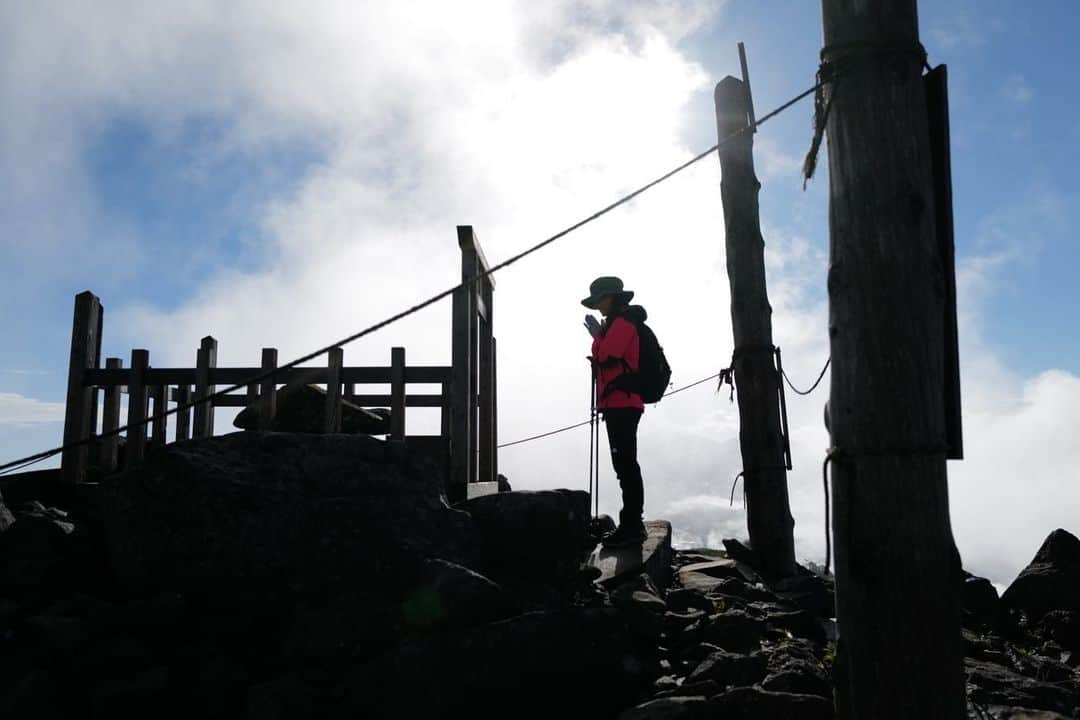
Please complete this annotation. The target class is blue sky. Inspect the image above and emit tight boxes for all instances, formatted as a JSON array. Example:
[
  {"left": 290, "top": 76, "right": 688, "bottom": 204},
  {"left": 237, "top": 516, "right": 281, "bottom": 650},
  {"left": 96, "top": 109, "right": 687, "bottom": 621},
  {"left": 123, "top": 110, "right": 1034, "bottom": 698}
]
[{"left": 1, "top": 1, "right": 1077, "bottom": 585}]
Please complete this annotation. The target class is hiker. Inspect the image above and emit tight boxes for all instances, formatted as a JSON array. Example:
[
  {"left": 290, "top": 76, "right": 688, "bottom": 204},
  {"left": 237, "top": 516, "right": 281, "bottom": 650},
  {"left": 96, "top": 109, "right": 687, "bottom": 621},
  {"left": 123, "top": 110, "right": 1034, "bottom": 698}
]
[{"left": 583, "top": 276, "right": 648, "bottom": 548}]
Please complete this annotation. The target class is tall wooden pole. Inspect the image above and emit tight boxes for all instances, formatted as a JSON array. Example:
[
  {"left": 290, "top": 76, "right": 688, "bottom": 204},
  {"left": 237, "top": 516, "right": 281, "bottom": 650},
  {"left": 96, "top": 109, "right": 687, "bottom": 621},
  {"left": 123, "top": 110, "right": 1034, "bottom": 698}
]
[
  {"left": 715, "top": 75, "right": 796, "bottom": 578},
  {"left": 820, "top": 1, "right": 965, "bottom": 717}
]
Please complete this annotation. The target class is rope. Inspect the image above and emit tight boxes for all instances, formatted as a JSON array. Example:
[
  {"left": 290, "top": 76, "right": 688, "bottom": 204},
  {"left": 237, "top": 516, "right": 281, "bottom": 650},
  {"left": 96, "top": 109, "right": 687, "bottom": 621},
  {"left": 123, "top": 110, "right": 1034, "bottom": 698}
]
[
  {"left": 782, "top": 356, "right": 831, "bottom": 396},
  {"left": 499, "top": 370, "right": 723, "bottom": 449},
  {"left": 0, "top": 78, "right": 829, "bottom": 478}
]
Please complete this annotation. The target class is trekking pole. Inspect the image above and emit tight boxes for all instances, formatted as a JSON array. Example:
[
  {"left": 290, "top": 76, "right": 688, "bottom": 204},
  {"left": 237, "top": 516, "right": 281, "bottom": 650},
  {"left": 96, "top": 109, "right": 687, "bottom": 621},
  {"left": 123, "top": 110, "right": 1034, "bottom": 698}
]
[
  {"left": 593, "top": 365, "right": 600, "bottom": 519},
  {"left": 587, "top": 358, "right": 596, "bottom": 517}
]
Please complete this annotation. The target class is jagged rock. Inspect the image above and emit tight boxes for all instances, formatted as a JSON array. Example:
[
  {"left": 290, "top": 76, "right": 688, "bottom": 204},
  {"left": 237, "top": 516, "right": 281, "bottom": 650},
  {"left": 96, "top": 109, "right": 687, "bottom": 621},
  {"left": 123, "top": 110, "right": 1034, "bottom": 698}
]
[
  {"left": 685, "top": 648, "right": 767, "bottom": 688},
  {"left": 974, "top": 706, "right": 1072, "bottom": 719},
  {"left": 1037, "top": 610, "right": 1080, "bottom": 652},
  {"left": 761, "top": 664, "right": 833, "bottom": 699},
  {"left": 965, "top": 658, "right": 1077, "bottom": 716},
  {"left": 620, "top": 696, "right": 709, "bottom": 719},
  {"left": 611, "top": 573, "right": 667, "bottom": 641},
  {"left": 655, "top": 679, "right": 721, "bottom": 699},
  {"left": 233, "top": 382, "right": 390, "bottom": 434},
  {"left": 282, "top": 590, "right": 402, "bottom": 663},
  {"left": 457, "top": 489, "right": 590, "bottom": 584},
  {"left": 340, "top": 607, "right": 659, "bottom": 719},
  {"left": 652, "top": 675, "right": 681, "bottom": 694},
  {"left": 709, "top": 686, "right": 834, "bottom": 719},
  {"left": 709, "top": 576, "right": 780, "bottom": 603},
  {"left": 400, "top": 558, "right": 519, "bottom": 632},
  {"left": 963, "top": 571, "right": 1002, "bottom": 630},
  {"left": 772, "top": 572, "right": 835, "bottom": 618},
  {"left": 0, "top": 490, "right": 15, "bottom": 534},
  {"left": 102, "top": 432, "right": 480, "bottom": 592},
  {"left": 0, "top": 504, "right": 93, "bottom": 594},
  {"left": 766, "top": 609, "right": 827, "bottom": 644},
  {"left": 722, "top": 538, "right": 760, "bottom": 569},
  {"left": 690, "top": 610, "right": 765, "bottom": 654},
  {"left": 1001, "top": 529, "right": 1080, "bottom": 621},
  {"left": 664, "top": 608, "right": 707, "bottom": 634},
  {"left": 666, "top": 588, "right": 715, "bottom": 614},
  {"left": 496, "top": 473, "right": 512, "bottom": 492},
  {"left": 677, "top": 560, "right": 756, "bottom": 594}
]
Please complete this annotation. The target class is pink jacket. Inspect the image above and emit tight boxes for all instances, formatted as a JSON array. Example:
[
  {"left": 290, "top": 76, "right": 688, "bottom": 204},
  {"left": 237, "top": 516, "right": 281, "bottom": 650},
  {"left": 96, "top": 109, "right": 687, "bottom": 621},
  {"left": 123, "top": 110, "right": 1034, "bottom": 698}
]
[{"left": 591, "top": 313, "right": 644, "bottom": 411}]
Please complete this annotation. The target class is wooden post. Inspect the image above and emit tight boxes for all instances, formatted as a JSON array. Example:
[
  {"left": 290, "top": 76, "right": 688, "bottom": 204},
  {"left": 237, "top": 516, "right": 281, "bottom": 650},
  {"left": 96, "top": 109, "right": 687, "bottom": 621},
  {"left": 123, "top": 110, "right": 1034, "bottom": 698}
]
[
  {"left": 61, "top": 291, "right": 103, "bottom": 487},
  {"left": 325, "top": 347, "right": 343, "bottom": 434},
  {"left": 390, "top": 347, "right": 406, "bottom": 441},
  {"left": 246, "top": 383, "right": 258, "bottom": 431},
  {"left": 449, "top": 227, "right": 476, "bottom": 503},
  {"left": 150, "top": 383, "right": 168, "bottom": 446},
  {"left": 193, "top": 336, "right": 217, "bottom": 438},
  {"left": 125, "top": 349, "right": 150, "bottom": 470},
  {"left": 260, "top": 348, "right": 278, "bottom": 430},
  {"left": 100, "top": 357, "right": 122, "bottom": 474},
  {"left": 440, "top": 382, "right": 452, "bottom": 441},
  {"left": 175, "top": 386, "right": 192, "bottom": 441},
  {"left": 821, "top": 1, "right": 965, "bottom": 717},
  {"left": 715, "top": 73, "right": 796, "bottom": 578},
  {"left": 478, "top": 287, "right": 495, "bottom": 485}
]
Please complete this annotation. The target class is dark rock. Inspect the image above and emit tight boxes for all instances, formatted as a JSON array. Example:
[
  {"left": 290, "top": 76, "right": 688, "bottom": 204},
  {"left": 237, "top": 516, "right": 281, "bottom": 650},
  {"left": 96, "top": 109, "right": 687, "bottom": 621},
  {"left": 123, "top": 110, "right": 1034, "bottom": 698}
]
[
  {"left": 974, "top": 707, "right": 1072, "bottom": 719},
  {"left": 457, "top": 489, "right": 590, "bottom": 584},
  {"left": 693, "top": 610, "right": 765, "bottom": 654},
  {"left": 962, "top": 571, "right": 1002, "bottom": 630},
  {"left": 772, "top": 572, "right": 835, "bottom": 618},
  {"left": 190, "top": 655, "right": 248, "bottom": 719},
  {"left": 965, "top": 658, "right": 1076, "bottom": 715},
  {"left": 341, "top": 607, "right": 659, "bottom": 719},
  {"left": 620, "top": 696, "right": 709, "bottom": 719},
  {"left": 0, "top": 509, "right": 90, "bottom": 594},
  {"left": 664, "top": 608, "right": 707, "bottom": 634},
  {"left": 652, "top": 674, "right": 681, "bottom": 694},
  {"left": 666, "top": 588, "right": 715, "bottom": 614},
  {"left": 767, "top": 609, "right": 827, "bottom": 644},
  {"left": 246, "top": 672, "right": 320, "bottom": 720},
  {"left": 233, "top": 382, "right": 390, "bottom": 434},
  {"left": 1036, "top": 610, "right": 1080, "bottom": 652},
  {"left": 102, "top": 432, "right": 480, "bottom": 592},
  {"left": 685, "top": 648, "right": 767, "bottom": 688},
  {"left": 710, "top": 576, "right": 780, "bottom": 603},
  {"left": 0, "top": 667, "right": 72, "bottom": 720},
  {"left": 400, "top": 558, "right": 519, "bottom": 631},
  {"left": 655, "top": 680, "right": 721, "bottom": 700},
  {"left": 611, "top": 573, "right": 667, "bottom": 641},
  {"left": 761, "top": 661, "right": 832, "bottom": 699},
  {"left": 496, "top": 473, "right": 512, "bottom": 492},
  {"left": 1001, "top": 529, "right": 1080, "bottom": 621},
  {"left": 722, "top": 538, "right": 760, "bottom": 569},
  {"left": 283, "top": 590, "right": 402, "bottom": 663},
  {"left": 589, "top": 514, "right": 617, "bottom": 542},
  {"left": 89, "top": 666, "right": 171, "bottom": 717},
  {"left": 709, "top": 686, "right": 834, "bottom": 720},
  {"left": 677, "top": 560, "right": 757, "bottom": 594},
  {"left": 0, "top": 490, "right": 14, "bottom": 534}
]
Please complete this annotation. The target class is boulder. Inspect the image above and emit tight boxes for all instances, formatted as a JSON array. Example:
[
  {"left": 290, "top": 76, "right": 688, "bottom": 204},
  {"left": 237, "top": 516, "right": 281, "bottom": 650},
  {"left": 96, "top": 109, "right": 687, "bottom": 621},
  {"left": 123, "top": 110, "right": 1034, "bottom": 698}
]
[
  {"left": 282, "top": 590, "right": 403, "bottom": 663},
  {"left": 620, "top": 696, "right": 709, "bottom": 719},
  {"left": 0, "top": 502, "right": 100, "bottom": 595},
  {"left": 685, "top": 648, "right": 767, "bottom": 688},
  {"left": 666, "top": 588, "right": 715, "bottom": 614},
  {"left": 1001, "top": 529, "right": 1080, "bottom": 621},
  {"left": 1037, "top": 610, "right": 1080, "bottom": 652},
  {"left": 772, "top": 572, "right": 835, "bottom": 618},
  {"left": 101, "top": 432, "right": 480, "bottom": 592},
  {"left": 233, "top": 383, "right": 390, "bottom": 434},
  {"left": 709, "top": 686, "right": 834, "bottom": 720},
  {"left": 965, "top": 658, "right": 1076, "bottom": 716},
  {"left": 341, "top": 607, "right": 659, "bottom": 719},
  {"left": 399, "top": 558, "right": 519, "bottom": 632},
  {"left": 961, "top": 571, "right": 1001, "bottom": 630},
  {"left": 456, "top": 490, "right": 591, "bottom": 584},
  {"left": 692, "top": 610, "right": 765, "bottom": 654},
  {"left": 610, "top": 573, "right": 667, "bottom": 641}
]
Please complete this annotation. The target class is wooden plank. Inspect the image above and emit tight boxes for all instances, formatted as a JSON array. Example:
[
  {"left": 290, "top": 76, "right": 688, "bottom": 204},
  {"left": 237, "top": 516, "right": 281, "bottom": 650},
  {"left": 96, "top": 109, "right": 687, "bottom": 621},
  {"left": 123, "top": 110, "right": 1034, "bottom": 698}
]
[
  {"left": 390, "top": 347, "right": 406, "bottom": 441},
  {"left": 174, "top": 385, "right": 192, "bottom": 441},
  {"left": 87, "top": 364, "right": 452, "bottom": 387},
  {"left": 457, "top": 223, "right": 494, "bottom": 287},
  {"left": 325, "top": 347, "right": 343, "bottom": 433},
  {"left": 193, "top": 336, "right": 217, "bottom": 438},
  {"left": 260, "top": 348, "right": 278, "bottom": 430},
  {"left": 100, "top": 357, "right": 122, "bottom": 474},
  {"left": 61, "top": 291, "right": 102, "bottom": 487},
  {"left": 150, "top": 383, "right": 168, "bottom": 447},
  {"left": 245, "top": 383, "right": 258, "bottom": 432},
  {"left": 125, "top": 349, "right": 150, "bottom": 470}
]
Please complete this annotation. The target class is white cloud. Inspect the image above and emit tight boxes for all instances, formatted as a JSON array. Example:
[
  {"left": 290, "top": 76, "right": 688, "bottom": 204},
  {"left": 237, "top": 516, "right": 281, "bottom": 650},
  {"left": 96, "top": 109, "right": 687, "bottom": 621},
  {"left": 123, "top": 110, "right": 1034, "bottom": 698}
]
[
  {"left": 0, "top": 393, "right": 66, "bottom": 426},
  {"left": 1001, "top": 72, "right": 1034, "bottom": 105}
]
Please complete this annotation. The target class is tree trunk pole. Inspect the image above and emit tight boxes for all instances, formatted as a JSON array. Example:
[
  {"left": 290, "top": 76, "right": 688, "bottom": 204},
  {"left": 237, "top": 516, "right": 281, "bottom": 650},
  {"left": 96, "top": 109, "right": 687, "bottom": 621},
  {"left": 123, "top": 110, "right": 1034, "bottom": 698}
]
[
  {"left": 715, "top": 76, "right": 796, "bottom": 579},
  {"left": 820, "top": 1, "right": 965, "bottom": 717}
]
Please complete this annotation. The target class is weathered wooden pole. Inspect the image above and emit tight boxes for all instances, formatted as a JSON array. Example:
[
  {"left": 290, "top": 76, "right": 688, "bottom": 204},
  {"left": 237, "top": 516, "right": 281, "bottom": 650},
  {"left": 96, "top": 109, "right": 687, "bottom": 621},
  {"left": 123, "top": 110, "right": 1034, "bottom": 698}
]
[
  {"left": 820, "top": 0, "right": 965, "bottom": 717},
  {"left": 715, "top": 74, "right": 796, "bottom": 578},
  {"left": 61, "top": 291, "right": 103, "bottom": 487}
]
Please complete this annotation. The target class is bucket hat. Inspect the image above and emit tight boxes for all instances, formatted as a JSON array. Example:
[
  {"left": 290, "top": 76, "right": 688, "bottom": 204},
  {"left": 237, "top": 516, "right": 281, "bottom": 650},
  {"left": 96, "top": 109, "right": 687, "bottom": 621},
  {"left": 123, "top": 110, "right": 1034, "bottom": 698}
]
[{"left": 581, "top": 276, "right": 634, "bottom": 309}]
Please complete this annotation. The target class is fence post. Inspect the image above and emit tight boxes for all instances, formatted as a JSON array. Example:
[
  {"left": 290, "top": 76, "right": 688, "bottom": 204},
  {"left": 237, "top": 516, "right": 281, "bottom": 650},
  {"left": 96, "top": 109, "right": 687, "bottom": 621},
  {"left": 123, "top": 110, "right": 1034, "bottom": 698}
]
[
  {"left": 174, "top": 386, "right": 192, "bottom": 441},
  {"left": 325, "top": 347, "right": 343, "bottom": 434},
  {"left": 478, "top": 286, "right": 495, "bottom": 485},
  {"left": 61, "top": 291, "right": 103, "bottom": 488},
  {"left": 450, "top": 227, "right": 477, "bottom": 503},
  {"left": 125, "top": 349, "right": 150, "bottom": 470},
  {"left": 260, "top": 348, "right": 278, "bottom": 430},
  {"left": 193, "top": 336, "right": 217, "bottom": 438},
  {"left": 440, "top": 382, "right": 452, "bottom": 441},
  {"left": 151, "top": 383, "right": 168, "bottom": 447},
  {"left": 390, "top": 347, "right": 406, "bottom": 441},
  {"left": 100, "top": 357, "right": 122, "bottom": 474}
]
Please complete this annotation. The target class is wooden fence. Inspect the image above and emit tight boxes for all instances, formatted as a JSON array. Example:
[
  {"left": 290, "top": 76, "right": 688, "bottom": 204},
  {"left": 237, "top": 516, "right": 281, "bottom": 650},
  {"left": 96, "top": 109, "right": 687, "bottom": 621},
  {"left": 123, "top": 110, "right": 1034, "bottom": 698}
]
[{"left": 60, "top": 226, "right": 497, "bottom": 503}]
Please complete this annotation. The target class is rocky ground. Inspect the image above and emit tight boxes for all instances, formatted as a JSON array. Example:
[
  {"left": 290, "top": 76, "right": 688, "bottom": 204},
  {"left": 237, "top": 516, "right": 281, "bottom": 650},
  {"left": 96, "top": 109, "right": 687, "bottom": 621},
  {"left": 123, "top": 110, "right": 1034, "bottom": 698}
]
[{"left": 0, "top": 431, "right": 1077, "bottom": 718}]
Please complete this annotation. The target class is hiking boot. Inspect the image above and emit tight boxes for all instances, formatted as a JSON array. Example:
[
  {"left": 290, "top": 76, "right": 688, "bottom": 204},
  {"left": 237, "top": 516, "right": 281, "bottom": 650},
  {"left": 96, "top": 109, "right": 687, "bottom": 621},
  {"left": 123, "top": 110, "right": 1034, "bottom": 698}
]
[{"left": 602, "top": 523, "right": 647, "bottom": 548}]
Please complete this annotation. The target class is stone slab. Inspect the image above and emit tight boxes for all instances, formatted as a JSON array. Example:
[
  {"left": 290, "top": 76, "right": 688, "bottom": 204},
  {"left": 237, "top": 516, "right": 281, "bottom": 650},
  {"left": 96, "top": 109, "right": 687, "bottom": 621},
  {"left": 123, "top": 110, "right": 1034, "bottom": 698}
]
[{"left": 588, "top": 520, "right": 673, "bottom": 591}]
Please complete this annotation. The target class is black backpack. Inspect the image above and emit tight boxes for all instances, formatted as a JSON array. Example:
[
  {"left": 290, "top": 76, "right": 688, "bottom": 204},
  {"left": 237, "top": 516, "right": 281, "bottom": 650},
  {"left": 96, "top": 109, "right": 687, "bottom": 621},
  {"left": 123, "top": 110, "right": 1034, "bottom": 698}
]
[{"left": 606, "top": 308, "right": 672, "bottom": 404}]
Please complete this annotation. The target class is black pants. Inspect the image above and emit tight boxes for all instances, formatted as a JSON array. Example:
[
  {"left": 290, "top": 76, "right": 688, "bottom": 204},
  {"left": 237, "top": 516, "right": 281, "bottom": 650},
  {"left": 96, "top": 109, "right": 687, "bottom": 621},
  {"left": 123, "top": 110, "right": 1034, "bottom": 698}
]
[{"left": 603, "top": 408, "right": 644, "bottom": 528}]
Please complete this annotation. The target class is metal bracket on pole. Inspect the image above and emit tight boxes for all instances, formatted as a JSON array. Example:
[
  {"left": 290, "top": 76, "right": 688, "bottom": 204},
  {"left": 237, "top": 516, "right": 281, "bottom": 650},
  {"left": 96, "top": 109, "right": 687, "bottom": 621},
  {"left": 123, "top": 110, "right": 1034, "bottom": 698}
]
[{"left": 738, "top": 42, "right": 757, "bottom": 131}]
